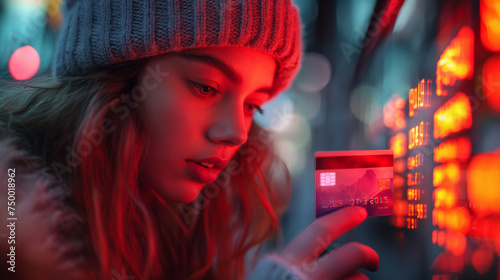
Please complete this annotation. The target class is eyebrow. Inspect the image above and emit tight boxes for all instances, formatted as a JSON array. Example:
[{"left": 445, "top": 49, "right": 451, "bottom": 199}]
[{"left": 178, "top": 52, "right": 276, "bottom": 96}]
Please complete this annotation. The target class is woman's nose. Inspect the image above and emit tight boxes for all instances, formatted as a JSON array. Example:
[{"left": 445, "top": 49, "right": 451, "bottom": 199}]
[{"left": 207, "top": 104, "right": 248, "bottom": 146}]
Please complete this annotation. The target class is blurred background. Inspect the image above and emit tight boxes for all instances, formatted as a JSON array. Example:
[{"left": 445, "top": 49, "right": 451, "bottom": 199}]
[{"left": 1, "top": 0, "right": 500, "bottom": 279}]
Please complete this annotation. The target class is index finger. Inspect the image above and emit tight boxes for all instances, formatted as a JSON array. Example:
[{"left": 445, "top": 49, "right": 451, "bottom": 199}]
[{"left": 281, "top": 206, "right": 367, "bottom": 264}]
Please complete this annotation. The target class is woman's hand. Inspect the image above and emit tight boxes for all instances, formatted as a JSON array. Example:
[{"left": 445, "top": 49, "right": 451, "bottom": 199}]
[{"left": 279, "top": 206, "right": 379, "bottom": 280}]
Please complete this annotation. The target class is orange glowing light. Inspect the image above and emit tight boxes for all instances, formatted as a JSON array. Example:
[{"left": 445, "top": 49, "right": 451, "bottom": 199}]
[
  {"left": 391, "top": 215, "right": 406, "bottom": 228},
  {"left": 389, "top": 132, "right": 407, "bottom": 158},
  {"left": 434, "top": 137, "right": 472, "bottom": 163},
  {"left": 408, "top": 121, "right": 429, "bottom": 150},
  {"left": 437, "top": 229, "right": 446, "bottom": 246},
  {"left": 394, "top": 200, "right": 408, "bottom": 216},
  {"left": 416, "top": 203, "right": 427, "bottom": 219},
  {"left": 394, "top": 189, "right": 403, "bottom": 200},
  {"left": 433, "top": 162, "right": 460, "bottom": 187},
  {"left": 408, "top": 203, "right": 426, "bottom": 219},
  {"left": 407, "top": 217, "right": 417, "bottom": 229},
  {"left": 407, "top": 153, "right": 424, "bottom": 170},
  {"left": 436, "top": 27, "right": 474, "bottom": 96},
  {"left": 409, "top": 80, "right": 432, "bottom": 117},
  {"left": 407, "top": 172, "right": 423, "bottom": 187},
  {"left": 407, "top": 188, "right": 421, "bottom": 201},
  {"left": 482, "top": 54, "right": 500, "bottom": 112},
  {"left": 445, "top": 233, "right": 466, "bottom": 256},
  {"left": 467, "top": 154, "right": 500, "bottom": 216},
  {"left": 408, "top": 203, "right": 415, "bottom": 217},
  {"left": 434, "top": 92, "right": 472, "bottom": 139},
  {"left": 393, "top": 175, "right": 405, "bottom": 189},
  {"left": 384, "top": 94, "right": 407, "bottom": 130},
  {"left": 409, "top": 88, "right": 416, "bottom": 117},
  {"left": 433, "top": 209, "right": 446, "bottom": 228},
  {"left": 480, "top": 0, "right": 500, "bottom": 52},
  {"left": 445, "top": 208, "right": 471, "bottom": 234},
  {"left": 394, "top": 159, "right": 406, "bottom": 173},
  {"left": 434, "top": 188, "right": 457, "bottom": 209}
]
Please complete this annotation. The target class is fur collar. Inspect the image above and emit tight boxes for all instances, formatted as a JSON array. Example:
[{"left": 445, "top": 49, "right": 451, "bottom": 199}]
[{"left": 0, "top": 138, "right": 93, "bottom": 280}]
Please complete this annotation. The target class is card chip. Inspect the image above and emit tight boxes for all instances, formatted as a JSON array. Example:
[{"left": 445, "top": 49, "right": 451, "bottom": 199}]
[
  {"left": 378, "top": 178, "right": 391, "bottom": 190},
  {"left": 320, "top": 172, "right": 336, "bottom": 186}
]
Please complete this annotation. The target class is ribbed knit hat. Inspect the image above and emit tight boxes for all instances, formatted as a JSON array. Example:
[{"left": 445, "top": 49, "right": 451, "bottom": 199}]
[{"left": 53, "top": 0, "right": 302, "bottom": 93}]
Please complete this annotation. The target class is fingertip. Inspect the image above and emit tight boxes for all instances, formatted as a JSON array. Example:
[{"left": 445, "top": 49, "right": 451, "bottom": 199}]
[
  {"left": 366, "top": 247, "right": 380, "bottom": 272},
  {"left": 344, "top": 206, "right": 367, "bottom": 222},
  {"left": 356, "top": 206, "right": 368, "bottom": 219}
]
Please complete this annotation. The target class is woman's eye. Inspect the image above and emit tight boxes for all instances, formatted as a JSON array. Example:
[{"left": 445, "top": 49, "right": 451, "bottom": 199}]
[
  {"left": 245, "top": 104, "right": 265, "bottom": 115},
  {"left": 188, "top": 81, "right": 219, "bottom": 97}
]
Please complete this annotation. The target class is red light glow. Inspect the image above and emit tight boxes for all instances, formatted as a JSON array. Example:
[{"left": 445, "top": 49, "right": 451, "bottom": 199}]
[
  {"left": 433, "top": 162, "right": 460, "bottom": 187},
  {"left": 384, "top": 95, "right": 406, "bottom": 130},
  {"left": 407, "top": 217, "right": 417, "bottom": 229},
  {"left": 389, "top": 132, "right": 407, "bottom": 158},
  {"left": 391, "top": 216, "right": 406, "bottom": 228},
  {"left": 409, "top": 79, "right": 432, "bottom": 117},
  {"left": 407, "top": 153, "right": 424, "bottom": 170},
  {"left": 445, "top": 233, "right": 466, "bottom": 256},
  {"left": 472, "top": 246, "right": 495, "bottom": 274},
  {"left": 434, "top": 188, "right": 457, "bottom": 209},
  {"left": 434, "top": 92, "right": 472, "bottom": 139},
  {"left": 467, "top": 154, "right": 500, "bottom": 216},
  {"left": 433, "top": 209, "right": 445, "bottom": 228},
  {"left": 8, "top": 45, "right": 40, "bottom": 80},
  {"left": 394, "top": 200, "right": 408, "bottom": 216},
  {"left": 407, "top": 188, "right": 421, "bottom": 201},
  {"left": 436, "top": 27, "right": 474, "bottom": 96},
  {"left": 434, "top": 137, "right": 471, "bottom": 163},
  {"left": 482, "top": 54, "right": 500, "bottom": 112},
  {"left": 394, "top": 159, "right": 406, "bottom": 173},
  {"left": 407, "top": 172, "right": 423, "bottom": 187},
  {"left": 393, "top": 175, "right": 405, "bottom": 188},
  {"left": 445, "top": 208, "right": 471, "bottom": 234},
  {"left": 480, "top": 0, "right": 500, "bottom": 52},
  {"left": 408, "top": 121, "right": 429, "bottom": 150}
]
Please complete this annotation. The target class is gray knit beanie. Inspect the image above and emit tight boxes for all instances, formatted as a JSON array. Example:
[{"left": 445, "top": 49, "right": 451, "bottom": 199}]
[{"left": 53, "top": 0, "right": 302, "bottom": 93}]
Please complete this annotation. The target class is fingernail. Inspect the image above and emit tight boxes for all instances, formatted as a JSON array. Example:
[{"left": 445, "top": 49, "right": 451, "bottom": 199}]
[{"left": 355, "top": 206, "right": 367, "bottom": 219}]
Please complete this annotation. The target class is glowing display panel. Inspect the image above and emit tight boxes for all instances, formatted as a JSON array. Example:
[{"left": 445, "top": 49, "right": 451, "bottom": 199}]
[
  {"left": 434, "top": 92, "right": 472, "bottom": 139},
  {"left": 434, "top": 137, "right": 471, "bottom": 163},
  {"left": 409, "top": 79, "right": 432, "bottom": 117},
  {"left": 408, "top": 121, "right": 429, "bottom": 150},
  {"left": 436, "top": 27, "right": 474, "bottom": 96}
]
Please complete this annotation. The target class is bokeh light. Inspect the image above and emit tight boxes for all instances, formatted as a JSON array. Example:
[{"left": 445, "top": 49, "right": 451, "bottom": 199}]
[
  {"left": 294, "top": 52, "right": 332, "bottom": 93},
  {"left": 467, "top": 153, "right": 500, "bottom": 216},
  {"left": 482, "top": 54, "right": 500, "bottom": 112},
  {"left": 254, "top": 93, "right": 295, "bottom": 132},
  {"left": 480, "top": 0, "right": 500, "bottom": 52},
  {"left": 8, "top": 45, "right": 40, "bottom": 80}
]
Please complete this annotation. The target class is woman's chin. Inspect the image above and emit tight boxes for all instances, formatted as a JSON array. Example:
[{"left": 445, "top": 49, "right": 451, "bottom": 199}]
[{"left": 161, "top": 181, "right": 205, "bottom": 205}]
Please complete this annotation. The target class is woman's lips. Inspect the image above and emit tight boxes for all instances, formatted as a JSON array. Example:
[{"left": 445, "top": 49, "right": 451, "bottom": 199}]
[{"left": 185, "top": 161, "right": 223, "bottom": 183}]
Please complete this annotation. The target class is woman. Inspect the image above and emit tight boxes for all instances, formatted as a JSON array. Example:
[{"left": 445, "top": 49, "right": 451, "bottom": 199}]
[{"left": 0, "top": 0, "right": 379, "bottom": 279}]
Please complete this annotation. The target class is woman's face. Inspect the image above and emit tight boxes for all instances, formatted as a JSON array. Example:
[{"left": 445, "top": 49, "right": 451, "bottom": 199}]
[{"left": 137, "top": 47, "right": 276, "bottom": 204}]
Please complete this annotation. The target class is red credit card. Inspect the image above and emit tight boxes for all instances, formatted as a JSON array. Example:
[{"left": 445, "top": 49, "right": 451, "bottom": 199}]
[{"left": 315, "top": 150, "right": 394, "bottom": 218}]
